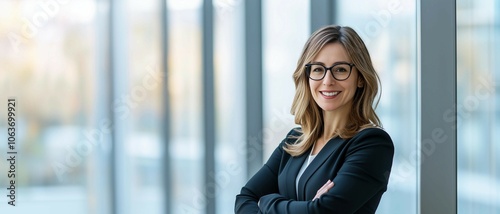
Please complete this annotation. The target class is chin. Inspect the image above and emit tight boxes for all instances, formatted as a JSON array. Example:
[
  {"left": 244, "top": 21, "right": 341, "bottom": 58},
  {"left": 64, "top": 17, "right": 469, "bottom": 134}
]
[{"left": 319, "top": 105, "right": 340, "bottom": 112}]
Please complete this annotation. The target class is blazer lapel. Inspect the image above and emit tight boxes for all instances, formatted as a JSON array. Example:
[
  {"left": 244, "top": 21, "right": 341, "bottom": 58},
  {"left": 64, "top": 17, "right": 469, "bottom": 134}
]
[
  {"left": 296, "top": 137, "right": 344, "bottom": 200},
  {"left": 284, "top": 151, "right": 309, "bottom": 200}
]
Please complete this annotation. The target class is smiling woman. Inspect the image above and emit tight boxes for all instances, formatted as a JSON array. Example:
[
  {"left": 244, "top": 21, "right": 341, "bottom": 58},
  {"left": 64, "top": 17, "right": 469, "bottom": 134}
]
[
  {"left": 235, "top": 25, "right": 394, "bottom": 214},
  {"left": 306, "top": 43, "right": 361, "bottom": 115}
]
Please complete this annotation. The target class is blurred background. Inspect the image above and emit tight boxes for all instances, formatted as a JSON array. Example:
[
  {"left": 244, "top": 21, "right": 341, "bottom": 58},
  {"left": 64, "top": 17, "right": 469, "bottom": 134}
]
[{"left": 0, "top": 0, "right": 498, "bottom": 213}]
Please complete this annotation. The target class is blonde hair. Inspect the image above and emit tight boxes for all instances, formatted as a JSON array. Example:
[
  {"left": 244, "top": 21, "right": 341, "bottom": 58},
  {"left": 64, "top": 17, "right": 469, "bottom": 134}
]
[{"left": 284, "top": 25, "right": 382, "bottom": 156}]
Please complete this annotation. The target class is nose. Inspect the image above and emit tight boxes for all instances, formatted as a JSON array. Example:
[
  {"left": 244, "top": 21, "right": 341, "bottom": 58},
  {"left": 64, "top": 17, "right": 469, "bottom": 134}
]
[{"left": 322, "top": 69, "right": 336, "bottom": 85}]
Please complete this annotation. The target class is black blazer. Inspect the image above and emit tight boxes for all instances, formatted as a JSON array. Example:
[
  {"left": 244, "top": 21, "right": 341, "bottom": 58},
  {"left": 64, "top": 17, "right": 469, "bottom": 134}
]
[{"left": 235, "top": 127, "right": 394, "bottom": 214}]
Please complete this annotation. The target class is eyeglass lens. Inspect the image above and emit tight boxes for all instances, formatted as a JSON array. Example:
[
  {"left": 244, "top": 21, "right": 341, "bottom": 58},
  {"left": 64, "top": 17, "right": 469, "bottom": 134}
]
[{"left": 309, "top": 64, "right": 351, "bottom": 80}]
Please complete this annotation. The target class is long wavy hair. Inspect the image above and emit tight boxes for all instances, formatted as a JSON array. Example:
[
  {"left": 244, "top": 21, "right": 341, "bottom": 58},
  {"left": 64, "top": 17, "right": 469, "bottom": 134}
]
[{"left": 284, "top": 25, "right": 382, "bottom": 157}]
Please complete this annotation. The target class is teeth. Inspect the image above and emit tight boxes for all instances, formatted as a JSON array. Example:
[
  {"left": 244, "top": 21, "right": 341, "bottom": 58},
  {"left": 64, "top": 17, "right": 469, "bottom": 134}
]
[{"left": 321, "top": 91, "right": 339, "bottom": 96}]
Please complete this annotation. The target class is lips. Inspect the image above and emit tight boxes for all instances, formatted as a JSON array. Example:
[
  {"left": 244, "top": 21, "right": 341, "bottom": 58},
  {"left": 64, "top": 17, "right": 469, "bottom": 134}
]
[{"left": 320, "top": 91, "right": 340, "bottom": 97}]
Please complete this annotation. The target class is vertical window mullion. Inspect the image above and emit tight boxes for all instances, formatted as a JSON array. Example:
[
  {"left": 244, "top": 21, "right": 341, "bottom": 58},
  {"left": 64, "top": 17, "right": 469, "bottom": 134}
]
[
  {"left": 109, "top": 0, "right": 131, "bottom": 213},
  {"left": 160, "top": 0, "right": 171, "bottom": 213},
  {"left": 310, "top": 0, "right": 336, "bottom": 33},
  {"left": 419, "top": 0, "right": 457, "bottom": 213},
  {"left": 202, "top": 0, "right": 216, "bottom": 213},
  {"left": 244, "top": 0, "right": 263, "bottom": 177}
]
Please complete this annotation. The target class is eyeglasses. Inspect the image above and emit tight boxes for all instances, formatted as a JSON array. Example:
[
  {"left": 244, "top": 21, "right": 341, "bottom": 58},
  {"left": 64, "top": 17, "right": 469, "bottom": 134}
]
[{"left": 305, "top": 62, "right": 355, "bottom": 81}]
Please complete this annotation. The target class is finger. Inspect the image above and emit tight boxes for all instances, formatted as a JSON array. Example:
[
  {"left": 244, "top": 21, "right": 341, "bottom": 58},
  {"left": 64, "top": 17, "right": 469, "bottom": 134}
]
[
  {"left": 322, "top": 181, "right": 335, "bottom": 192},
  {"left": 316, "top": 181, "right": 334, "bottom": 198},
  {"left": 314, "top": 180, "right": 334, "bottom": 201},
  {"left": 313, "top": 190, "right": 326, "bottom": 200},
  {"left": 317, "top": 180, "right": 332, "bottom": 193},
  {"left": 316, "top": 185, "right": 327, "bottom": 195},
  {"left": 328, "top": 181, "right": 334, "bottom": 188},
  {"left": 323, "top": 180, "right": 334, "bottom": 189},
  {"left": 314, "top": 183, "right": 330, "bottom": 198},
  {"left": 313, "top": 192, "right": 322, "bottom": 200}
]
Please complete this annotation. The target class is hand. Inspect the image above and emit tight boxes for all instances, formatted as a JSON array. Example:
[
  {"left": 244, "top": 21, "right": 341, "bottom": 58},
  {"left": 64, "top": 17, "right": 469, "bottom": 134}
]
[{"left": 313, "top": 180, "right": 334, "bottom": 201}]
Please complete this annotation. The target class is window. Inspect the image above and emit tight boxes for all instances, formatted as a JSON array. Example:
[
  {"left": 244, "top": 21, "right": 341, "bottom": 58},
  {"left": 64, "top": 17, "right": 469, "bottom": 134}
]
[
  {"left": 167, "top": 0, "right": 203, "bottom": 213},
  {"left": 457, "top": 0, "right": 500, "bottom": 212},
  {"left": 337, "top": 0, "right": 418, "bottom": 212},
  {"left": 121, "top": 0, "right": 163, "bottom": 213},
  {"left": 262, "top": 0, "right": 310, "bottom": 158},
  {"left": 2, "top": 0, "right": 499, "bottom": 213},
  {"left": 0, "top": 0, "right": 100, "bottom": 213},
  {"left": 213, "top": 0, "right": 246, "bottom": 213}
]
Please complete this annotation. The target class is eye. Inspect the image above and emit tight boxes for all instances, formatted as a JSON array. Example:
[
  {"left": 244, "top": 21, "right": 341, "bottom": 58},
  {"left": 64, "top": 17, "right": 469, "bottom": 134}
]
[
  {"left": 337, "top": 68, "right": 347, "bottom": 72},
  {"left": 311, "top": 66, "right": 325, "bottom": 73},
  {"left": 313, "top": 68, "right": 324, "bottom": 72},
  {"left": 333, "top": 66, "right": 348, "bottom": 73}
]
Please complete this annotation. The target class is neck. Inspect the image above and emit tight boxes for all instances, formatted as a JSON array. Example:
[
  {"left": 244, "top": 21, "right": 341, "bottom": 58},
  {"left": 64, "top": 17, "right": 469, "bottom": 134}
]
[{"left": 321, "top": 103, "right": 351, "bottom": 140}]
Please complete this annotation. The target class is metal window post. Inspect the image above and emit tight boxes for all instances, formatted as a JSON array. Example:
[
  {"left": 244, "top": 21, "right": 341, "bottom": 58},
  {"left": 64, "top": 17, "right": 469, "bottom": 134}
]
[
  {"left": 244, "top": 0, "right": 264, "bottom": 177},
  {"left": 419, "top": 0, "right": 457, "bottom": 213}
]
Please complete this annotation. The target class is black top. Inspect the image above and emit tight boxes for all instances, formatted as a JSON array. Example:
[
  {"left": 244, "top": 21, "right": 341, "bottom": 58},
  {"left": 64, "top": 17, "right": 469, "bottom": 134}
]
[{"left": 235, "top": 127, "right": 394, "bottom": 214}]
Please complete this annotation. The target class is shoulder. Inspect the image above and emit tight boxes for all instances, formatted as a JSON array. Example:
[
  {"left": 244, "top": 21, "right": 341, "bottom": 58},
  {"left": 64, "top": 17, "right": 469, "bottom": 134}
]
[
  {"left": 356, "top": 127, "right": 391, "bottom": 139},
  {"left": 264, "top": 127, "right": 302, "bottom": 165},
  {"left": 283, "top": 127, "right": 303, "bottom": 145},
  {"left": 349, "top": 127, "right": 394, "bottom": 148}
]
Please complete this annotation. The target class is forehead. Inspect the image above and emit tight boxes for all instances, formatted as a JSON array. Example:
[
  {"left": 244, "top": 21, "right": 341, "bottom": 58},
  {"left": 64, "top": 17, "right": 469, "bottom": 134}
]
[{"left": 312, "top": 42, "right": 350, "bottom": 64}]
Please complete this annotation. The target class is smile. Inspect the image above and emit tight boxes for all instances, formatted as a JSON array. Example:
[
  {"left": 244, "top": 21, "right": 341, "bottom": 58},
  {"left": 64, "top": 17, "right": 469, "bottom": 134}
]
[{"left": 321, "top": 91, "right": 340, "bottom": 97}]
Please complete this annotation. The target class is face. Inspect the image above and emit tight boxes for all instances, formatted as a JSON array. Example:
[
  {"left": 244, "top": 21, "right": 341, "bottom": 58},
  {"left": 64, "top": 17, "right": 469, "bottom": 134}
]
[{"left": 308, "top": 42, "right": 361, "bottom": 113}]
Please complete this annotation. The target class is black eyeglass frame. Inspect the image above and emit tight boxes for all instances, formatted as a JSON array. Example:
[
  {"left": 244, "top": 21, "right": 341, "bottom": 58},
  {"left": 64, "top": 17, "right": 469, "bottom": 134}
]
[{"left": 305, "top": 62, "right": 356, "bottom": 81}]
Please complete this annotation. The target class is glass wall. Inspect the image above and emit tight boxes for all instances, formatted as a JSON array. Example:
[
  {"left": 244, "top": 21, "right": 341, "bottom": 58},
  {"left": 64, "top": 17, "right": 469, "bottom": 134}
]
[
  {"left": 0, "top": 0, "right": 102, "bottom": 213},
  {"left": 167, "top": 0, "right": 203, "bottom": 213},
  {"left": 213, "top": 0, "right": 245, "bottom": 213},
  {"left": 121, "top": 0, "right": 163, "bottom": 213},
  {"left": 337, "top": 0, "right": 418, "bottom": 212},
  {"left": 457, "top": 0, "right": 500, "bottom": 213},
  {"left": 1, "top": 0, "right": 499, "bottom": 213},
  {"left": 262, "top": 0, "right": 310, "bottom": 158}
]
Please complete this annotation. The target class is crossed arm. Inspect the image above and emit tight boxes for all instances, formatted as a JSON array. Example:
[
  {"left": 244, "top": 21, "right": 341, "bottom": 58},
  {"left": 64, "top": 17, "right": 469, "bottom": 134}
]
[{"left": 235, "top": 129, "right": 394, "bottom": 214}]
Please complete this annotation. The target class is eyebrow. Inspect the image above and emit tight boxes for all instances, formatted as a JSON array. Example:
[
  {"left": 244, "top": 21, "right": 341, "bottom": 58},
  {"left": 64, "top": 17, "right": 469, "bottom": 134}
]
[{"left": 309, "top": 61, "right": 351, "bottom": 66}]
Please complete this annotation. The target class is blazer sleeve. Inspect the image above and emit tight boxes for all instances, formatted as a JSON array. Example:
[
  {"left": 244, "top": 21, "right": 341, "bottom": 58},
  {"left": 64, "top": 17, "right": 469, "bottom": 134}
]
[
  {"left": 258, "top": 128, "right": 394, "bottom": 214},
  {"left": 234, "top": 129, "right": 297, "bottom": 214}
]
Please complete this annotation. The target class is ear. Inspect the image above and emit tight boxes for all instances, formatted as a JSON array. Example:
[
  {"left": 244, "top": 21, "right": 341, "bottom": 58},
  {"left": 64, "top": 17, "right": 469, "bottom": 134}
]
[{"left": 357, "top": 79, "right": 364, "bottom": 88}]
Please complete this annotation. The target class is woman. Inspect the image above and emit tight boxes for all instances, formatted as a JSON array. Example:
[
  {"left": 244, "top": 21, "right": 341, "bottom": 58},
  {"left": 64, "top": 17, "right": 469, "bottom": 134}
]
[{"left": 235, "top": 25, "right": 394, "bottom": 213}]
